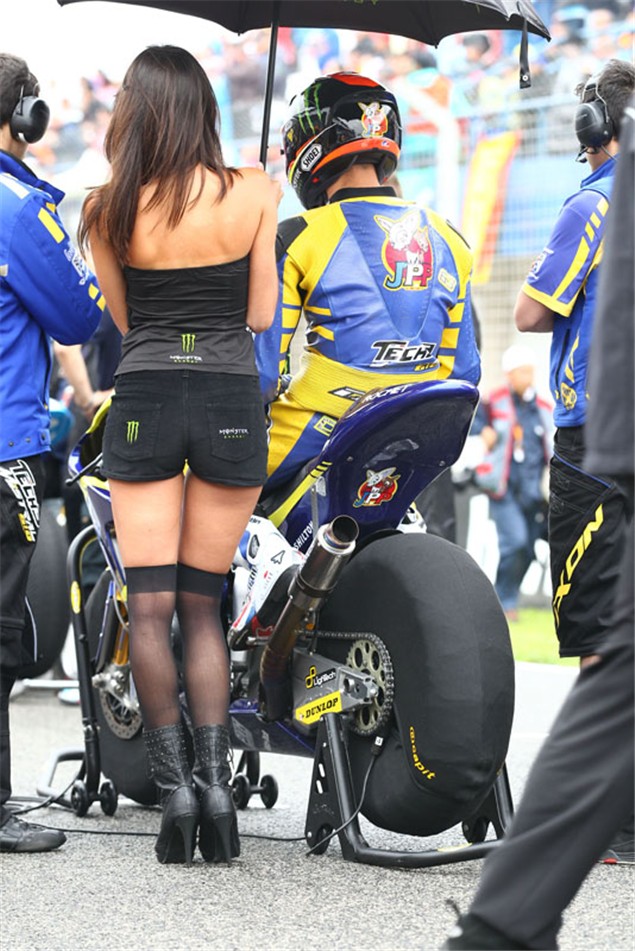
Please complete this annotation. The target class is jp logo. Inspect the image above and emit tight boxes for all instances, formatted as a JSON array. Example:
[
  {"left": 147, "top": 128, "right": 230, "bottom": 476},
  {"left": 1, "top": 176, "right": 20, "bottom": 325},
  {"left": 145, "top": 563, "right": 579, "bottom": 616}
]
[
  {"left": 375, "top": 210, "right": 434, "bottom": 290},
  {"left": 360, "top": 101, "right": 389, "bottom": 137},
  {"left": 353, "top": 467, "right": 400, "bottom": 507}
]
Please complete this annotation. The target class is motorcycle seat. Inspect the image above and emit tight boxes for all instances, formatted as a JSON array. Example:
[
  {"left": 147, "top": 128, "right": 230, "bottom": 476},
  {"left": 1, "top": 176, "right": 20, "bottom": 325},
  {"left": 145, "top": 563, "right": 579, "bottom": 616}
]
[{"left": 258, "top": 378, "right": 479, "bottom": 520}]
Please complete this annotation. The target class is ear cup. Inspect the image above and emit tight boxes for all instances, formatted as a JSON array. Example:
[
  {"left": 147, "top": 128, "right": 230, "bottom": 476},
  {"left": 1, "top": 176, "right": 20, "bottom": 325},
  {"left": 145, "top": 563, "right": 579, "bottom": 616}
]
[
  {"left": 575, "top": 99, "right": 614, "bottom": 149},
  {"left": 10, "top": 95, "right": 51, "bottom": 144}
]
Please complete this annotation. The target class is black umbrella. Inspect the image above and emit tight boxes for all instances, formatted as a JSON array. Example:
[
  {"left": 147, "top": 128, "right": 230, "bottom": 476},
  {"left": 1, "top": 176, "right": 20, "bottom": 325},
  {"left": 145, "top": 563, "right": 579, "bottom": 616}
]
[{"left": 57, "top": 0, "right": 551, "bottom": 165}]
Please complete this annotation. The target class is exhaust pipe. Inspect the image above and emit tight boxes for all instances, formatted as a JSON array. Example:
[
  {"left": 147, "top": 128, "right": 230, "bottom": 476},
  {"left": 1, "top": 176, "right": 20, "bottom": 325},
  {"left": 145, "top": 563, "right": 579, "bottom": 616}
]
[{"left": 259, "top": 515, "right": 359, "bottom": 721}]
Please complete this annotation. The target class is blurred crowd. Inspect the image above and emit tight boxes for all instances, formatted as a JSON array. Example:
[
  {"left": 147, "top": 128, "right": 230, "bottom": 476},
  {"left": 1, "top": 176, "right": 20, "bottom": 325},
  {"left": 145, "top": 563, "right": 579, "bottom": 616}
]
[{"left": 27, "top": 0, "right": 634, "bottom": 222}]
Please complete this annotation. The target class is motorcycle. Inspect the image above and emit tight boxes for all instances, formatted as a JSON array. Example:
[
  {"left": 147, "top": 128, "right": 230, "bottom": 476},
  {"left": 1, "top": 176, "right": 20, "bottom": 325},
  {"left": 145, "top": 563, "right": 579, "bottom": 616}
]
[{"left": 60, "top": 376, "right": 515, "bottom": 867}]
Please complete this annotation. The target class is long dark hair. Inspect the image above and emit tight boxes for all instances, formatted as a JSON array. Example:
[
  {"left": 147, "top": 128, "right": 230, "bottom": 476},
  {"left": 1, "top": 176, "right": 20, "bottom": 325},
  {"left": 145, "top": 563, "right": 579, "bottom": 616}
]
[{"left": 79, "top": 45, "right": 236, "bottom": 263}]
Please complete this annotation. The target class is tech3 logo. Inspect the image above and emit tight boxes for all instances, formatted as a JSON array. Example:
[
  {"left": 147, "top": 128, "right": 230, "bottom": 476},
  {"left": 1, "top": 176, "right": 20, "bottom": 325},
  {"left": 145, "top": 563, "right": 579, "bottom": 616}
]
[
  {"left": 552, "top": 503, "right": 604, "bottom": 626},
  {"left": 0, "top": 460, "right": 39, "bottom": 542}
]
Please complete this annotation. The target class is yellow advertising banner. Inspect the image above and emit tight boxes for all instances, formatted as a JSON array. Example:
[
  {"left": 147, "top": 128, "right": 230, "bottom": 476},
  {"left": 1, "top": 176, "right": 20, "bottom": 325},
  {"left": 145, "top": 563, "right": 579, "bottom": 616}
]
[{"left": 461, "top": 130, "right": 520, "bottom": 285}]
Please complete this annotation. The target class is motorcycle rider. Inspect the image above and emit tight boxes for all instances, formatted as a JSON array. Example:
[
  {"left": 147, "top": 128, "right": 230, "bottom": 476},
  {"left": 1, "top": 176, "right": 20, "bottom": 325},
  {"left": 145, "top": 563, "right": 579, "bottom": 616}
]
[{"left": 255, "top": 72, "right": 481, "bottom": 489}]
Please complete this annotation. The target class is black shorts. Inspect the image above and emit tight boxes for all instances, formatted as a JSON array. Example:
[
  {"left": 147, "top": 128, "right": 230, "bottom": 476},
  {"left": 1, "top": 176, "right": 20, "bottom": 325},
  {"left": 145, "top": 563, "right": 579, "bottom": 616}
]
[
  {"left": 549, "top": 427, "right": 628, "bottom": 657},
  {"left": 102, "top": 370, "right": 268, "bottom": 487}
]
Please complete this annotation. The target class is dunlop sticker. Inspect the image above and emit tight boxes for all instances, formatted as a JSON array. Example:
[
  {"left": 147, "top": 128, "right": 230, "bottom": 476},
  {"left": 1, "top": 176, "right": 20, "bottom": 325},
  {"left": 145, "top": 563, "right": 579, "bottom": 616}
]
[{"left": 295, "top": 690, "right": 342, "bottom": 725}]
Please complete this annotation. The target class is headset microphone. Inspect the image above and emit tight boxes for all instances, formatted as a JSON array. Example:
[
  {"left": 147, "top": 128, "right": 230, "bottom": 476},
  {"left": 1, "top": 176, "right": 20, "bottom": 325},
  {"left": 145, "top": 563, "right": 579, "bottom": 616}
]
[
  {"left": 575, "top": 145, "right": 588, "bottom": 164},
  {"left": 10, "top": 86, "right": 51, "bottom": 144}
]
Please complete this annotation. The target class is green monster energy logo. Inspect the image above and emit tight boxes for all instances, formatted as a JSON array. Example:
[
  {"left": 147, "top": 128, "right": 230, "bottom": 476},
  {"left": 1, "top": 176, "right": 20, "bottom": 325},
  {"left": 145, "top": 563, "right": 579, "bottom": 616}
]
[
  {"left": 126, "top": 420, "right": 139, "bottom": 443},
  {"left": 181, "top": 333, "right": 196, "bottom": 354}
]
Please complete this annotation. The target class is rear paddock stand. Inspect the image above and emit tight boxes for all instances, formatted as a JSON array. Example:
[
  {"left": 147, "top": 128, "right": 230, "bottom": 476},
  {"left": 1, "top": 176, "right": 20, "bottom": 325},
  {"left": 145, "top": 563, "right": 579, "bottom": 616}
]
[
  {"left": 36, "top": 524, "right": 117, "bottom": 817},
  {"left": 305, "top": 713, "right": 514, "bottom": 868}
]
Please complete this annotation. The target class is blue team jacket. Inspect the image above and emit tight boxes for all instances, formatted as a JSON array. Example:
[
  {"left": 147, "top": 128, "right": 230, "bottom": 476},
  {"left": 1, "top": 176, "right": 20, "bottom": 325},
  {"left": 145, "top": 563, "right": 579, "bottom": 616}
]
[
  {"left": 521, "top": 161, "right": 615, "bottom": 428},
  {"left": 0, "top": 150, "right": 105, "bottom": 462}
]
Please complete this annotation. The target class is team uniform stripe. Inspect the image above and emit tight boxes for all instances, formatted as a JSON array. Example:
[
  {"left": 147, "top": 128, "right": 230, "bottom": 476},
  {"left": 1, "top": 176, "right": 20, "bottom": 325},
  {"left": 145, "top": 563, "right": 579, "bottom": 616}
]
[
  {"left": 440, "top": 328, "right": 459, "bottom": 349},
  {"left": 37, "top": 208, "right": 65, "bottom": 243},
  {"left": 304, "top": 304, "right": 332, "bottom": 316},
  {"left": 309, "top": 325, "right": 334, "bottom": 341},
  {"left": 552, "top": 236, "right": 592, "bottom": 301}
]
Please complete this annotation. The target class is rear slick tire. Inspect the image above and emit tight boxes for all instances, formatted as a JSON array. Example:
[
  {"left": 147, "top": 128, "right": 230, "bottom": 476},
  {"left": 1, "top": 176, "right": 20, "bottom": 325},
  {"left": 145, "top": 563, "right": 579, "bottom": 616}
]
[{"left": 318, "top": 531, "right": 515, "bottom": 837}]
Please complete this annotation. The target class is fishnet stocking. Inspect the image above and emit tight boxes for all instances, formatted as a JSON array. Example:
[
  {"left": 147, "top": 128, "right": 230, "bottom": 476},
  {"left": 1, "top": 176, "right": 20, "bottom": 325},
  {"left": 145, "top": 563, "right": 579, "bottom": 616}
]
[
  {"left": 126, "top": 566, "right": 180, "bottom": 731},
  {"left": 176, "top": 589, "right": 229, "bottom": 728},
  {"left": 176, "top": 566, "right": 229, "bottom": 729}
]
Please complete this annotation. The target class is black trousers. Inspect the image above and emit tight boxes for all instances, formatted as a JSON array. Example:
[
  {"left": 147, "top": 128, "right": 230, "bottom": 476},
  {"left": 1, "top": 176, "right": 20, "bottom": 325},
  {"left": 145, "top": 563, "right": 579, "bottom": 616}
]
[
  {"left": 549, "top": 426, "right": 627, "bottom": 657},
  {"left": 0, "top": 454, "right": 46, "bottom": 809},
  {"left": 468, "top": 515, "right": 634, "bottom": 949}
]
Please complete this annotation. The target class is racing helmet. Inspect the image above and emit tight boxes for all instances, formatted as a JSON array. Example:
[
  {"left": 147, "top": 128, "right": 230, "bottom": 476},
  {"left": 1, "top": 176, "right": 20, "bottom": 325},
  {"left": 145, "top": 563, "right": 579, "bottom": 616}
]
[{"left": 282, "top": 72, "right": 402, "bottom": 210}]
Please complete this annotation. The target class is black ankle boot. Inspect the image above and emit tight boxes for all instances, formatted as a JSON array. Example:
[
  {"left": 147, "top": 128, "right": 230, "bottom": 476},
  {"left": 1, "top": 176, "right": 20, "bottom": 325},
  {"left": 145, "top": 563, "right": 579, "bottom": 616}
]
[
  {"left": 192, "top": 725, "right": 240, "bottom": 864},
  {"left": 144, "top": 723, "right": 199, "bottom": 865}
]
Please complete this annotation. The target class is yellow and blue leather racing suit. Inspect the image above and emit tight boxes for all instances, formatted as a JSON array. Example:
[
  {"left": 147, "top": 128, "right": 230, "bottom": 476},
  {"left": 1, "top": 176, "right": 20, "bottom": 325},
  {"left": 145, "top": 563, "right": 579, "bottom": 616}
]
[{"left": 255, "top": 186, "right": 481, "bottom": 488}]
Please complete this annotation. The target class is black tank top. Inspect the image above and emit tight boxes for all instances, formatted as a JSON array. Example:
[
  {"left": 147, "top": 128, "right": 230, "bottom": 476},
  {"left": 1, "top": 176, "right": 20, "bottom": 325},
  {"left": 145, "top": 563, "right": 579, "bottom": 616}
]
[{"left": 116, "top": 256, "right": 257, "bottom": 377}]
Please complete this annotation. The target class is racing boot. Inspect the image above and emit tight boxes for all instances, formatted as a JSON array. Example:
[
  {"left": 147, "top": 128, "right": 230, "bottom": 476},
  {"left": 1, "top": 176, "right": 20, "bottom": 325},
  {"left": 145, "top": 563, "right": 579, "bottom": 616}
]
[
  {"left": 144, "top": 723, "right": 198, "bottom": 865},
  {"left": 192, "top": 724, "right": 240, "bottom": 864}
]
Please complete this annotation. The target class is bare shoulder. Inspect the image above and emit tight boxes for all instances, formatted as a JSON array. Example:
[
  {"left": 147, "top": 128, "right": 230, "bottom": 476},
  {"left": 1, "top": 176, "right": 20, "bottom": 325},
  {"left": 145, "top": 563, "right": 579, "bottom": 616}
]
[
  {"left": 234, "top": 166, "right": 268, "bottom": 181},
  {"left": 231, "top": 166, "right": 280, "bottom": 207},
  {"left": 234, "top": 166, "right": 275, "bottom": 190}
]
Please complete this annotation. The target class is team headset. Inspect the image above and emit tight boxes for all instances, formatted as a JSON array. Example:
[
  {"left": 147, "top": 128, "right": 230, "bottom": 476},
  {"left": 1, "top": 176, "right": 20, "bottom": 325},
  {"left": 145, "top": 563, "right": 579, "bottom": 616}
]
[
  {"left": 9, "top": 85, "right": 50, "bottom": 144},
  {"left": 574, "top": 75, "right": 615, "bottom": 162}
]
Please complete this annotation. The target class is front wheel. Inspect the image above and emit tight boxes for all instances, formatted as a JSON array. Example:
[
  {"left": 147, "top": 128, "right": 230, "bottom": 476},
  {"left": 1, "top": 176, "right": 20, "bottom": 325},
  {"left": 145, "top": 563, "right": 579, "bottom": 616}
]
[{"left": 85, "top": 570, "right": 156, "bottom": 806}]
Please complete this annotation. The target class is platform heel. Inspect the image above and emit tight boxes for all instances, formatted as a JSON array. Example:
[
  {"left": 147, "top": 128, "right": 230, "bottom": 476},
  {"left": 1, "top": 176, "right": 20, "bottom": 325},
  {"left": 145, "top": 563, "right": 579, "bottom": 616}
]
[
  {"left": 144, "top": 723, "right": 199, "bottom": 865},
  {"left": 192, "top": 725, "right": 240, "bottom": 864}
]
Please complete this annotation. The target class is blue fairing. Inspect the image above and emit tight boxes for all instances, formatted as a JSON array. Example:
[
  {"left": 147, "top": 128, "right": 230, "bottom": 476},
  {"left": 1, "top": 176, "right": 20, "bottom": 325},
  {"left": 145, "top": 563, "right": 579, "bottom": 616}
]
[{"left": 262, "top": 378, "right": 479, "bottom": 553}]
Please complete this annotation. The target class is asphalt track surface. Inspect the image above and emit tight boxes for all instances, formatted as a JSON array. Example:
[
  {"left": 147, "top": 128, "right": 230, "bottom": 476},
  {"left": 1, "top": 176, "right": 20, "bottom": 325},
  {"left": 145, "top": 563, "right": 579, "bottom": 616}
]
[{"left": 2, "top": 662, "right": 633, "bottom": 951}]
